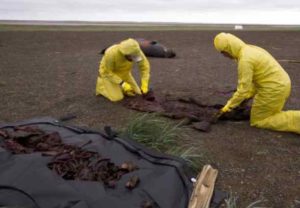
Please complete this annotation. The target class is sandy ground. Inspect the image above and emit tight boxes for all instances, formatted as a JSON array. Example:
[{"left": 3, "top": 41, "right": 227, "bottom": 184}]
[{"left": 0, "top": 29, "right": 300, "bottom": 207}]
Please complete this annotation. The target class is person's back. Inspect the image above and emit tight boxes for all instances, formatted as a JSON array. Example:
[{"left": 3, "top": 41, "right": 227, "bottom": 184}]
[
  {"left": 100, "top": 44, "right": 135, "bottom": 79},
  {"left": 240, "top": 45, "right": 290, "bottom": 90}
]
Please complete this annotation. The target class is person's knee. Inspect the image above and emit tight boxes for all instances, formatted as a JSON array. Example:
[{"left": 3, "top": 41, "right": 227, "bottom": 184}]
[
  {"left": 97, "top": 90, "right": 124, "bottom": 102},
  {"left": 108, "top": 93, "right": 124, "bottom": 102},
  {"left": 250, "top": 114, "right": 265, "bottom": 128},
  {"left": 250, "top": 119, "right": 259, "bottom": 127}
]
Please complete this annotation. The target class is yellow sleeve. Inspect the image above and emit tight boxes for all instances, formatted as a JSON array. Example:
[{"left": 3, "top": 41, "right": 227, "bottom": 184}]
[
  {"left": 246, "top": 83, "right": 256, "bottom": 99},
  {"left": 138, "top": 52, "right": 150, "bottom": 90},
  {"left": 99, "top": 53, "right": 123, "bottom": 85},
  {"left": 122, "top": 73, "right": 141, "bottom": 94},
  {"left": 224, "top": 59, "right": 254, "bottom": 110}
]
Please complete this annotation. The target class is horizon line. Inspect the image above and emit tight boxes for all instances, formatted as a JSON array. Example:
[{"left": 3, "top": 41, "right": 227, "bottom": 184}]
[{"left": 1, "top": 19, "right": 300, "bottom": 27}]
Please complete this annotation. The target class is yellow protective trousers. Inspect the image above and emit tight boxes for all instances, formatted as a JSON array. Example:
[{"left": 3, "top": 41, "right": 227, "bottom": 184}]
[
  {"left": 96, "top": 72, "right": 140, "bottom": 102},
  {"left": 250, "top": 83, "right": 300, "bottom": 134},
  {"left": 96, "top": 76, "right": 124, "bottom": 102}
]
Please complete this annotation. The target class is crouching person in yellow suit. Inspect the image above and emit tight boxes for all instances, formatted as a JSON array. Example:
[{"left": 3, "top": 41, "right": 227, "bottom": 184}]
[
  {"left": 214, "top": 32, "right": 300, "bottom": 134},
  {"left": 96, "top": 38, "right": 150, "bottom": 102}
]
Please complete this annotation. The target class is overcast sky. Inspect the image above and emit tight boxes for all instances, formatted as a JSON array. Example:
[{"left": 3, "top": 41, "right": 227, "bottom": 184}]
[{"left": 0, "top": 0, "right": 299, "bottom": 24}]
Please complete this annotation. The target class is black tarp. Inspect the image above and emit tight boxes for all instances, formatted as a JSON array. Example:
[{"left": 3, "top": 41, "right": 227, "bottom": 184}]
[{"left": 0, "top": 117, "right": 193, "bottom": 208}]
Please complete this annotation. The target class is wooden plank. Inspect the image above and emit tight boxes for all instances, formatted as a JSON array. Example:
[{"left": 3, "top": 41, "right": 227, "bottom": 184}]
[{"left": 188, "top": 165, "right": 218, "bottom": 208}]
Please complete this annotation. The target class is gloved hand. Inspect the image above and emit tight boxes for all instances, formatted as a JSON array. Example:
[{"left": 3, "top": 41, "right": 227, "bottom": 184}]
[
  {"left": 121, "top": 82, "right": 132, "bottom": 91},
  {"left": 121, "top": 82, "right": 135, "bottom": 96},
  {"left": 210, "top": 105, "right": 231, "bottom": 123},
  {"left": 140, "top": 83, "right": 149, "bottom": 94},
  {"left": 141, "top": 79, "right": 149, "bottom": 94},
  {"left": 221, "top": 105, "right": 231, "bottom": 113}
]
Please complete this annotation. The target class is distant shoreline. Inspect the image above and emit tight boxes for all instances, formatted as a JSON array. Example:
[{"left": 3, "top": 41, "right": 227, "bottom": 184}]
[
  {"left": 1, "top": 20, "right": 300, "bottom": 27},
  {"left": 0, "top": 20, "right": 299, "bottom": 31}
]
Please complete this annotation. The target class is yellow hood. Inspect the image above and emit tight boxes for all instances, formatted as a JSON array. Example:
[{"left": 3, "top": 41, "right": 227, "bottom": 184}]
[
  {"left": 214, "top": 33, "right": 246, "bottom": 59},
  {"left": 119, "top": 38, "right": 141, "bottom": 56}
]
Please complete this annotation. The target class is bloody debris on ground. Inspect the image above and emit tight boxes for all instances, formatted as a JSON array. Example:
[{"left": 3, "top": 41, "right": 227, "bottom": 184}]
[
  {"left": 122, "top": 90, "right": 250, "bottom": 132},
  {"left": 0, "top": 126, "right": 139, "bottom": 189}
]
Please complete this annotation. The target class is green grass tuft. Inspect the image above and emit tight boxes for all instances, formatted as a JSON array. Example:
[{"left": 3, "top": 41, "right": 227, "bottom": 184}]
[
  {"left": 120, "top": 113, "right": 179, "bottom": 152},
  {"left": 167, "top": 146, "right": 207, "bottom": 171},
  {"left": 225, "top": 192, "right": 268, "bottom": 208},
  {"left": 120, "top": 113, "right": 207, "bottom": 171},
  {"left": 225, "top": 192, "right": 238, "bottom": 208}
]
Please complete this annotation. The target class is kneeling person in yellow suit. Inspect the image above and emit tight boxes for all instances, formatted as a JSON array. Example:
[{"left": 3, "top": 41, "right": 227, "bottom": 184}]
[
  {"left": 214, "top": 32, "right": 300, "bottom": 134},
  {"left": 96, "top": 38, "right": 150, "bottom": 102}
]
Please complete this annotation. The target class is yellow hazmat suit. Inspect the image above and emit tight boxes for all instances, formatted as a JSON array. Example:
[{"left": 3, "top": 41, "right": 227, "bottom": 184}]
[
  {"left": 214, "top": 32, "right": 300, "bottom": 134},
  {"left": 96, "top": 38, "right": 150, "bottom": 102}
]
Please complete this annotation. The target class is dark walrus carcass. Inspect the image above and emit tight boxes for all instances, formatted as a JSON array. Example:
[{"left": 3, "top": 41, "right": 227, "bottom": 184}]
[{"left": 100, "top": 38, "right": 176, "bottom": 58}]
